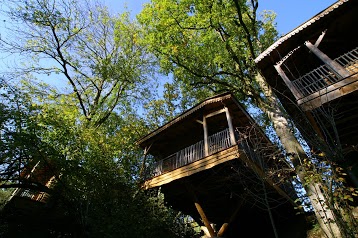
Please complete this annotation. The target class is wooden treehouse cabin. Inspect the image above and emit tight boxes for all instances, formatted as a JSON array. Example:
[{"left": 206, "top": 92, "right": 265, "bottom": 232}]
[
  {"left": 7, "top": 160, "right": 54, "bottom": 204},
  {"left": 255, "top": 0, "right": 358, "bottom": 188},
  {"left": 137, "top": 92, "right": 307, "bottom": 238},
  {"left": 1, "top": 160, "right": 74, "bottom": 236}
]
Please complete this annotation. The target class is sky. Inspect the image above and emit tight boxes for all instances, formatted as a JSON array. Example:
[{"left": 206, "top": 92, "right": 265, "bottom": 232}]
[
  {"left": 0, "top": 0, "right": 338, "bottom": 90},
  {"left": 103, "top": 0, "right": 337, "bottom": 35}
]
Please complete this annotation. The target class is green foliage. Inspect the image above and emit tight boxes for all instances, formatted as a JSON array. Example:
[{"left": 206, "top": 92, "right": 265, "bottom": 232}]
[
  {"left": 0, "top": 189, "right": 13, "bottom": 209},
  {"left": 0, "top": 0, "right": 200, "bottom": 236},
  {"left": 0, "top": 80, "right": 44, "bottom": 189},
  {"left": 138, "top": 0, "right": 279, "bottom": 102},
  {"left": 0, "top": 78, "right": 198, "bottom": 237},
  {"left": 1, "top": 0, "right": 157, "bottom": 127}
]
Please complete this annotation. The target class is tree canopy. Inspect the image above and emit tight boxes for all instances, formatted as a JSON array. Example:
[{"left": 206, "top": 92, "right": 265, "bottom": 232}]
[
  {"left": 0, "top": 0, "right": 199, "bottom": 237},
  {"left": 1, "top": 0, "right": 356, "bottom": 237},
  {"left": 138, "top": 0, "right": 278, "bottom": 103}
]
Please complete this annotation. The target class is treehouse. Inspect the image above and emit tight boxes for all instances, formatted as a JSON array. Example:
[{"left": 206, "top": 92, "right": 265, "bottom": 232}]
[
  {"left": 137, "top": 92, "right": 306, "bottom": 238},
  {"left": 1, "top": 160, "right": 76, "bottom": 236},
  {"left": 7, "top": 160, "right": 54, "bottom": 204},
  {"left": 255, "top": 0, "right": 358, "bottom": 188}
]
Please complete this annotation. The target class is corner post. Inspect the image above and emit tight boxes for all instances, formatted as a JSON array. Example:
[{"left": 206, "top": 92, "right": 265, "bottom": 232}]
[
  {"left": 305, "top": 41, "right": 350, "bottom": 78},
  {"left": 224, "top": 107, "right": 236, "bottom": 146},
  {"left": 203, "top": 116, "right": 209, "bottom": 156},
  {"left": 274, "top": 64, "right": 302, "bottom": 100}
]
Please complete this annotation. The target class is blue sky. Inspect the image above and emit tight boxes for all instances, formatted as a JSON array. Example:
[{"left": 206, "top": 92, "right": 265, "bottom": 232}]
[
  {"left": 103, "top": 0, "right": 337, "bottom": 35},
  {"left": 0, "top": 0, "right": 338, "bottom": 89}
]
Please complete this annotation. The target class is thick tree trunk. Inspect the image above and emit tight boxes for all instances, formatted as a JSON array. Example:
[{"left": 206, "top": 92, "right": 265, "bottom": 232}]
[{"left": 255, "top": 73, "right": 342, "bottom": 238}]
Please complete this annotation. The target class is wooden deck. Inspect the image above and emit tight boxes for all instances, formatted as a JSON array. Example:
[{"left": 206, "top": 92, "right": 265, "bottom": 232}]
[
  {"left": 142, "top": 145, "right": 240, "bottom": 189},
  {"left": 291, "top": 47, "right": 358, "bottom": 110},
  {"left": 298, "top": 73, "right": 358, "bottom": 110}
]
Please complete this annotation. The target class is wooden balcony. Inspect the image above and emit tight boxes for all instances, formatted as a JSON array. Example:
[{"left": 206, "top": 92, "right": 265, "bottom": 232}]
[
  {"left": 292, "top": 47, "right": 358, "bottom": 110},
  {"left": 12, "top": 188, "right": 50, "bottom": 203},
  {"left": 142, "top": 128, "right": 269, "bottom": 190},
  {"left": 143, "top": 128, "right": 243, "bottom": 189}
]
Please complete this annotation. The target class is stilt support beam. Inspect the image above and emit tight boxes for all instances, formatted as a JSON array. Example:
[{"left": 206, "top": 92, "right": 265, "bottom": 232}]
[
  {"left": 217, "top": 199, "right": 244, "bottom": 237},
  {"left": 187, "top": 183, "right": 216, "bottom": 237},
  {"left": 194, "top": 201, "right": 216, "bottom": 237}
]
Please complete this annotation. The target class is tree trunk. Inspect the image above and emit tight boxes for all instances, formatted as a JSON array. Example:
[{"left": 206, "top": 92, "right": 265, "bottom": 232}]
[{"left": 255, "top": 73, "right": 342, "bottom": 238}]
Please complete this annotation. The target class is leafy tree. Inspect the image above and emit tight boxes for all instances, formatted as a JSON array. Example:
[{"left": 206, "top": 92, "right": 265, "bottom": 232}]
[
  {"left": 1, "top": 0, "right": 156, "bottom": 127},
  {"left": 0, "top": 78, "right": 198, "bottom": 237},
  {"left": 0, "top": 78, "right": 46, "bottom": 191},
  {"left": 138, "top": 0, "right": 344, "bottom": 236},
  {"left": 0, "top": 0, "right": 200, "bottom": 236}
]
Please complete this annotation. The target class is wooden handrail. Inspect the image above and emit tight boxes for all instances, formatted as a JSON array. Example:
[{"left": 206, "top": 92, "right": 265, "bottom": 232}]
[
  {"left": 291, "top": 47, "right": 358, "bottom": 99},
  {"left": 145, "top": 128, "right": 234, "bottom": 179}
]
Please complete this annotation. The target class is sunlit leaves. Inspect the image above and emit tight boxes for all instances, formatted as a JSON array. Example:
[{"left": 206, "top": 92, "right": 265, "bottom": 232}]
[
  {"left": 138, "top": 0, "right": 279, "bottom": 102},
  {"left": 1, "top": 0, "right": 157, "bottom": 127}
]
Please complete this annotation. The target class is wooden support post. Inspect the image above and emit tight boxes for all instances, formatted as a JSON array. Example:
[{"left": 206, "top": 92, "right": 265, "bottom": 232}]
[
  {"left": 203, "top": 116, "right": 209, "bottom": 157},
  {"left": 305, "top": 41, "right": 350, "bottom": 78},
  {"left": 194, "top": 201, "right": 216, "bottom": 238},
  {"left": 217, "top": 199, "right": 244, "bottom": 237},
  {"left": 139, "top": 144, "right": 152, "bottom": 180},
  {"left": 314, "top": 30, "right": 326, "bottom": 47},
  {"left": 186, "top": 182, "right": 216, "bottom": 237},
  {"left": 225, "top": 107, "right": 236, "bottom": 146},
  {"left": 274, "top": 64, "right": 302, "bottom": 100},
  {"left": 304, "top": 111, "right": 325, "bottom": 141}
]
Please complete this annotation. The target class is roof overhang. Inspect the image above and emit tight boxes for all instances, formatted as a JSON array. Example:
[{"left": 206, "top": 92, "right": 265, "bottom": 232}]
[{"left": 136, "top": 92, "right": 267, "bottom": 158}]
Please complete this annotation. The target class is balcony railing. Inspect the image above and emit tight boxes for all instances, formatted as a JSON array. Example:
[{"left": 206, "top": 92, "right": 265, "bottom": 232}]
[
  {"left": 292, "top": 47, "right": 358, "bottom": 99},
  {"left": 145, "top": 128, "right": 233, "bottom": 178},
  {"left": 12, "top": 188, "right": 50, "bottom": 203}
]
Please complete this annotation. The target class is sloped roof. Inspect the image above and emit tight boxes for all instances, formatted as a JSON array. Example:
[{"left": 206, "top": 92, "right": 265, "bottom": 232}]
[
  {"left": 136, "top": 92, "right": 245, "bottom": 147},
  {"left": 255, "top": 0, "right": 348, "bottom": 63}
]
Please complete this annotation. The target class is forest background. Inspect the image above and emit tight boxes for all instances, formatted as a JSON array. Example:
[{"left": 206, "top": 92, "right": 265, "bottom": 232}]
[{"left": 0, "top": 0, "right": 352, "bottom": 238}]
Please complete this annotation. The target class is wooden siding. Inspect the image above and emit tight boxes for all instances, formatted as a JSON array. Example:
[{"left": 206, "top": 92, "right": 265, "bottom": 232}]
[{"left": 142, "top": 145, "right": 240, "bottom": 189}]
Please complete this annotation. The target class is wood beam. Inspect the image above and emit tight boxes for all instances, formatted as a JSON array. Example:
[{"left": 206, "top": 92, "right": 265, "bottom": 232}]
[
  {"left": 274, "top": 64, "right": 302, "bottom": 100},
  {"left": 305, "top": 41, "right": 350, "bottom": 78},
  {"left": 203, "top": 116, "right": 209, "bottom": 156},
  {"left": 204, "top": 108, "right": 226, "bottom": 119},
  {"left": 185, "top": 183, "right": 216, "bottom": 238},
  {"left": 314, "top": 30, "right": 327, "bottom": 47},
  {"left": 225, "top": 107, "right": 236, "bottom": 146},
  {"left": 196, "top": 119, "right": 203, "bottom": 124},
  {"left": 217, "top": 199, "right": 244, "bottom": 237},
  {"left": 194, "top": 201, "right": 216, "bottom": 237}
]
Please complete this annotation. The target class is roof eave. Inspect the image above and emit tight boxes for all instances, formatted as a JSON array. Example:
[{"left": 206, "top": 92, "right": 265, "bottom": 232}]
[
  {"left": 254, "top": 0, "right": 348, "bottom": 64},
  {"left": 136, "top": 92, "right": 234, "bottom": 146}
]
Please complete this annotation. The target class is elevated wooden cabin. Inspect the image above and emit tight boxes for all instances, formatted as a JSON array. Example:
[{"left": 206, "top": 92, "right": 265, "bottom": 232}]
[
  {"left": 138, "top": 92, "right": 306, "bottom": 237},
  {"left": 1, "top": 161, "right": 76, "bottom": 236},
  {"left": 255, "top": 0, "right": 358, "bottom": 187}
]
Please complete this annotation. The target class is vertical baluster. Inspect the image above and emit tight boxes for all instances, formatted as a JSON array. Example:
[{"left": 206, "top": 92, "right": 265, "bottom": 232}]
[
  {"left": 219, "top": 131, "right": 222, "bottom": 150},
  {"left": 185, "top": 146, "right": 189, "bottom": 164},
  {"left": 159, "top": 160, "right": 163, "bottom": 176},
  {"left": 191, "top": 144, "right": 196, "bottom": 162},
  {"left": 189, "top": 146, "right": 191, "bottom": 162},
  {"left": 177, "top": 150, "right": 181, "bottom": 168},
  {"left": 200, "top": 140, "right": 203, "bottom": 159}
]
